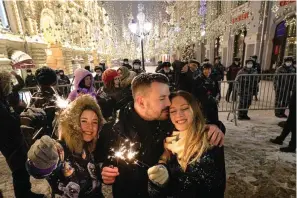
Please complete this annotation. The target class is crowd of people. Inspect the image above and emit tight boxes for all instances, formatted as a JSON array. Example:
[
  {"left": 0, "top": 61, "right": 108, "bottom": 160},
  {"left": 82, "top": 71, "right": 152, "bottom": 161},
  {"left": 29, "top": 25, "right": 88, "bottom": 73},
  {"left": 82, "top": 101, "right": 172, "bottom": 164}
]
[{"left": 0, "top": 55, "right": 295, "bottom": 197}]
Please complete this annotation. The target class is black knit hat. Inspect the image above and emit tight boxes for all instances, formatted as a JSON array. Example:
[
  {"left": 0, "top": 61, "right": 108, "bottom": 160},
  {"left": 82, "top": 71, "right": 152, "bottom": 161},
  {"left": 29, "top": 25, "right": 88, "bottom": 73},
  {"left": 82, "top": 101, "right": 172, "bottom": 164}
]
[
  {"left": 189, "top": 59, "right": 200, "bottom": 65},
  {"left": 204, "top": 58, "right": 210, "bottom": 62},
  {"left": 94, "top": 66, "right": 103, "bottom": 72},
  {"left": 202, "top": 63, "right": 212, "bottom": 69},
  {"left": 133, "top": 59, "right": 141, "bottom": 65},
  {"left": 245, "top": 58, "right": 254, "bottom": 64},
  {"left": 234, "top": 57, "right": 240, "bottom": 62},
  {"left": 215, "top": 56, "right": 221, "bottom": 60},
  {"left": 123, "top": 58, "right": 129, "bottom": 62},
  {"left": 250, "top": 55, "right": 257, "bottom": 60},
  {"left": 162, "top": 62, "right": 171, "bottom": 68},
  {"left": 26, "top": 69, "right": 32, "bottom": 73},
  {"left": 35, "top": 66, "right": 57, "bottom": 86},
  {"left": 284, "top": 56, "right": 294, "bottom": 62}
]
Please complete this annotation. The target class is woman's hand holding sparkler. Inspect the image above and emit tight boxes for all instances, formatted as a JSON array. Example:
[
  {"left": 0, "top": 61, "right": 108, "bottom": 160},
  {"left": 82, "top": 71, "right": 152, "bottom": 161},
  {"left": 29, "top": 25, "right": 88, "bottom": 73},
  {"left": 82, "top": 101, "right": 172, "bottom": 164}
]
[{"left": 101, "top": 166, "right": 119, "bottom": 184}]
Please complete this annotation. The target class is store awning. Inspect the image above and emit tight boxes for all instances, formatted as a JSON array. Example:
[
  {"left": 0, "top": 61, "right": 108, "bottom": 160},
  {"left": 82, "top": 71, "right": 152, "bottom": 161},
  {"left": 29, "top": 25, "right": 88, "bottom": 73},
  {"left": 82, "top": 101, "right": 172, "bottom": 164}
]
[{"left": 11, "top": 50, "right": 35, "bottom": 69}]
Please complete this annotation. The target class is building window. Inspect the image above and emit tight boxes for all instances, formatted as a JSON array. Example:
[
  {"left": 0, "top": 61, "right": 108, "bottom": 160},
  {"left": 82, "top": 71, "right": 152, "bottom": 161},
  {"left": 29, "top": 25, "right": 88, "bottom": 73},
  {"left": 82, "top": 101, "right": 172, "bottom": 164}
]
[
  {"left": 270, "top": 15, "right": 296, "bottom": 70},
  {"left": 0, "top": 0, "right": 9, "bottom": 28},
  {"left": 233, "top": 1, "right": 248, "bottom": 8},
  {"left": 233, "top": 29, "right": 247, "bottom": 63}
]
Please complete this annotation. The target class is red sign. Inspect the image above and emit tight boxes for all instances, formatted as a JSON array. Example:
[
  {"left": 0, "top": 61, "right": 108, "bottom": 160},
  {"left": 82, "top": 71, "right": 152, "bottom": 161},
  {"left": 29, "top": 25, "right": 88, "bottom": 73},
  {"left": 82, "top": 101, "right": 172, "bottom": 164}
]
[
  {"left": 279, "top": 0, "right": 295, "bottom": 6},
  {"left": 232, "top": 12, "right": 249, "bottom": 24}
]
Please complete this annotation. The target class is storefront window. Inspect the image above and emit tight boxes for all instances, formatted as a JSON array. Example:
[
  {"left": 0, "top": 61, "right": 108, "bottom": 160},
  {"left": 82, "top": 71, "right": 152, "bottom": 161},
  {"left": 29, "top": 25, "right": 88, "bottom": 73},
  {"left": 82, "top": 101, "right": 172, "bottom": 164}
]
[
  {"left": 271, "top": 15, "right": 296, "bottom": 69},
  {"left": 233, "top": 29, "right": 247, "bottom": 63}
]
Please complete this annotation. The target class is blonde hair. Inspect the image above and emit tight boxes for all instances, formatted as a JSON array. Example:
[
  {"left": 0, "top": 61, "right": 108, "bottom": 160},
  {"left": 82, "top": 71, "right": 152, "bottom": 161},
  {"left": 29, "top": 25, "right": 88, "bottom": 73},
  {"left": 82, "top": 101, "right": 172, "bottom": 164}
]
[{"left": 170, "top": 91, "right": 211, "bottom": 171}]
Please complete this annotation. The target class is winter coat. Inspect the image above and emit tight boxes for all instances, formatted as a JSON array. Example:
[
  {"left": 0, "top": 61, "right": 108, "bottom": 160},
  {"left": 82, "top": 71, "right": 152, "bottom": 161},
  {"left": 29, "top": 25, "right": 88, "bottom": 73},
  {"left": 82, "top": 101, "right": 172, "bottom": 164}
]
[
  {"left": 96, "top": 86, "right": 133, "bottom": 124},
  {"left": 237, "top": 67, "right": 258, "bottom": 96},
  {"left": 157, "top": 69, "right": 175, "bottom": 90},
  {"left": 148, "top": 146, "right": 226, "bottom": 198},
  {"left": 192, "top": 74, "right": 222, "bottom": 126},
  {"left": 29, "top": 87, "right": 58, "bottom": 136},
  {"left": 25, "top": 74, "right": 37, "bottom": 87},
  {"left": 94, "top": 74, "right": 103, "bottom": 90},
  {"left": 0, "top": 99, "right": 29, "bottom": 172},
  {"left": 68, "top": 68, "right": 96, "bottom": 102},
  {"left": 132, "top": 68, "right": 145, "bottom": 75},
  {"left": 0, "top": 71, "right": 28, "bottom": 172},
  {"left": 96, "top": 102, "right": 175, "bottom": 198},
  {"left": 26, "top": 95, "right": 104, "bottom": 198},
  {"left": 58, "top": 74, "right": 71, "bottom": 97},
  {"left": 253, "top": 62, "right": 261, "bottom": 74},
  {"left": 119, "top": 68, "right": 136, "bottom": 88},
  {"left": 8, "top": 74, "right": 25, "bottom": 114},
  {"left": 212, "top": 63, "right": 225, "bottom": 81},
  {"left": 178, "top": 69, "right": 201, "bottom": 93},
  {"left": 226, "top": 63, "right": 241, "bottom": 81},
  {"left": 274, "top": 65, "right": 296, "bottom": 92}
]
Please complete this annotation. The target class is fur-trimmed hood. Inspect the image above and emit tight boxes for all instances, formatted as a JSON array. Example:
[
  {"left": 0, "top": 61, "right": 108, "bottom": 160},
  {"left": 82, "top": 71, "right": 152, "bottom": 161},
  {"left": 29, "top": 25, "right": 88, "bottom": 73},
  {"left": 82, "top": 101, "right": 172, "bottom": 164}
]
[
  {"left": 58, "top": 94, "right": 105, "bottom": 154},
  {"left": 118, "top": 66, "right": 136, "bottom": 88},
  {"left": 0, "top": 71, "right": 12, "bottom": 99}
]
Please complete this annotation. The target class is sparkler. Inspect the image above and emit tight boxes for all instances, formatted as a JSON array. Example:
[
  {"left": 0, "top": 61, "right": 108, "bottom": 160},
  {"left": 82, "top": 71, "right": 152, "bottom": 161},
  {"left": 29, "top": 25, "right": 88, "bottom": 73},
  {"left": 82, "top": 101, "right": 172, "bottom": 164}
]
[
  {"left": 109, "top": 139, "right": 149, "bottom": 168},
  {"left": 55, "top": 94, "right": 69, "bottom": 109}
]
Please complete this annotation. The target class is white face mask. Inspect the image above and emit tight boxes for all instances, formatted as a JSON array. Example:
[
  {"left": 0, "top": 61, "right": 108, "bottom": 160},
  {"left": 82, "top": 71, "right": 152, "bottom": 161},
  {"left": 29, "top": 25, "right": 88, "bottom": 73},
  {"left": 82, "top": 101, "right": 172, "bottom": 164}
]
[
  {"left": 134, "top": 64, "right": 140, "bottom": 69},
  {"left": 246, "top": 63, "right": 253, "bottom": 68},
  {"left": 124, "top": 61, "right": 128, "bottom": 64},
  {"left": 285, "top": 62, "right": 292, "bottom": 67}
]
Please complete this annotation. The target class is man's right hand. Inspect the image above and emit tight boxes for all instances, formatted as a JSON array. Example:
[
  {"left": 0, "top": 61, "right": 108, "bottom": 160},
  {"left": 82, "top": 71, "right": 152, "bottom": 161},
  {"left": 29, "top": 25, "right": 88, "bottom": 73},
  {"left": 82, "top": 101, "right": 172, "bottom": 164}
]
[{"left": 101, "top": 166, "right": 119, "bottom": 184}]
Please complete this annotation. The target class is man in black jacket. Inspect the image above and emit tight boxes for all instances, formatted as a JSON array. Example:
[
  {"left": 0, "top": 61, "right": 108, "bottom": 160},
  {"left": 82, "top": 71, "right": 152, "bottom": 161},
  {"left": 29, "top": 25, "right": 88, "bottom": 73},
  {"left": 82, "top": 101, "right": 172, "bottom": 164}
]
[
  {"left": 226, "top": 57, "right": 241, "bottom": 102},
  {"left": 96, "top": 73, "right": 225, "bottom": 198}
]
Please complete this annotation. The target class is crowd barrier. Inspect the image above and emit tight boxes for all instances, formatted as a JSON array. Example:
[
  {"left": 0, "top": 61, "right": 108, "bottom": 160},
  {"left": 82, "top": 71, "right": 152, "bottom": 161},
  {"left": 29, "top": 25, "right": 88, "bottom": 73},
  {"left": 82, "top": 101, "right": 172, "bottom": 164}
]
[{"left": 18, "top": 74, "right": 296, "bottom": 126}]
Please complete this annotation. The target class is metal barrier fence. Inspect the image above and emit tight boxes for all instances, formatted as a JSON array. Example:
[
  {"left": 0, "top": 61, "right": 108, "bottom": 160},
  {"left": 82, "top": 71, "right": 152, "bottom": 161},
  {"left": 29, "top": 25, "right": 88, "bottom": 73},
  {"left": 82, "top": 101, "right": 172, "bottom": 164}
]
[
  {"left": 229, "top": 73, "right": 296, "bottom": 126},
  {"left": 19, "top": 81, "right": 103, "bottom": 105},
  {"left": 19, "top": 74, "right": 295, "bottom": 126}
]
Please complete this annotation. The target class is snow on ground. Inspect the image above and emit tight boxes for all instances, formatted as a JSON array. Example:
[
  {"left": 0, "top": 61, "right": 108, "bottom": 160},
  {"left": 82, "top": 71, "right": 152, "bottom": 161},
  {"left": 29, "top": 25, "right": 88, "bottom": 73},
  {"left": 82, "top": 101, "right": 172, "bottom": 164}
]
[{"left": 222, "top": 110, "right": 296, "bottom": 198}]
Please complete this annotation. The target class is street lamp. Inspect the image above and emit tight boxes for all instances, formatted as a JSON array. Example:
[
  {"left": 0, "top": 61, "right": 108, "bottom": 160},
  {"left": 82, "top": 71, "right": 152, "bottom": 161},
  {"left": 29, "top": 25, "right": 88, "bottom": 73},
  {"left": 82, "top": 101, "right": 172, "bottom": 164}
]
[{"left": 128, "top": 4, "right": 152, "bottom": 71}]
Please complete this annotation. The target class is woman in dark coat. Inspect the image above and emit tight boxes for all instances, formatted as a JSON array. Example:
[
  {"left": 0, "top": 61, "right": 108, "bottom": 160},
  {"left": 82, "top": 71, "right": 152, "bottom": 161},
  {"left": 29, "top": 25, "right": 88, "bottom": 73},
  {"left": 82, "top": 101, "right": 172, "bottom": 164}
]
[{"left": 148, "top": 91, "right": 226, "bottom": 198}]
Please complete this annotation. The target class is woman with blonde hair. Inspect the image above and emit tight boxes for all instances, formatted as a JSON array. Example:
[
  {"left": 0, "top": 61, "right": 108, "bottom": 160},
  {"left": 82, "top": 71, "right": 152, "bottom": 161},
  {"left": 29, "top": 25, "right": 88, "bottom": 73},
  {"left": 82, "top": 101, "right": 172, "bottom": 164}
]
[{"left": 148, "top": 90, "right": 226, "bottom": 197}]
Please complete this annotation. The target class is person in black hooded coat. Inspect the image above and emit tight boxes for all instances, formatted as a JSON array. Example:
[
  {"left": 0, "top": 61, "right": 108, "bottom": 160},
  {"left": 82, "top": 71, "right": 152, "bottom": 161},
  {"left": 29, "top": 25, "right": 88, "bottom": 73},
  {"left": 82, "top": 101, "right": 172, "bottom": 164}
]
[{"left": 0, "top": 70, "right": 44, "bottom": 198}]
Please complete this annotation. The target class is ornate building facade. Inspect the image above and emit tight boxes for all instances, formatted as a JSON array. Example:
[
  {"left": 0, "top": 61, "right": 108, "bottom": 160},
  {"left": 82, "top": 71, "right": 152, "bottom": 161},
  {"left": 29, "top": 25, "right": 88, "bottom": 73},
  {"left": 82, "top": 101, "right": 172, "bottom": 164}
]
[{"left": 0, "top": 0, "right": 115, "bottom": 76}]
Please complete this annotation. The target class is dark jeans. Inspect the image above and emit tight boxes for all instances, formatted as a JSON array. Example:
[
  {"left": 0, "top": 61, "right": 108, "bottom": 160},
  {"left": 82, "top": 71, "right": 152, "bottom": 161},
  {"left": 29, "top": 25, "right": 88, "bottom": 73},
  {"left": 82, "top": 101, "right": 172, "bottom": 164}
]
[
  {"left": 278, "top": 109, "right": 296, "bottom": 148},
  {"left": 238, "top": 95, "right": 252, "bottom": 117},
  {"left": 275, "top": 89, "right": 290, "bottom": 116}
]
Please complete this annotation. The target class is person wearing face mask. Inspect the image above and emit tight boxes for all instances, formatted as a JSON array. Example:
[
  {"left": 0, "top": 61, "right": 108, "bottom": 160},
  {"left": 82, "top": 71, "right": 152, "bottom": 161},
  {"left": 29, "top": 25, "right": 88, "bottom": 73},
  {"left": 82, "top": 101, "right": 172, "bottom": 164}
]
[
  {"left": 236, "top": 59, "right": 258, "bottom": 120},
  {"left": 132, "top": 59, "right": 144, "bottom": 75},
  {"left": 68, "top": 68, "right": 97, "bottom": 102},
  {"left": 25, "top": 69, "right": 37, "bottom": 94},
  {"left": 212, "top": 56, "right": 225, "bottom": 82},
  {"left": 26, "top": 95, "right": 105, "bottom": 197},
  {"left": 226, "top": 57, "right": 241, "bottom": 102},
  {"left": 250, "top": 55, "right": 261, "bottom": 101},
  {"left": 192, "top": 63, "right": 221, "bottom": 124},
  {"left": 157, "top": 62, "right": 175, "bottom": 90},
  {"left": 274, "top": 56, "right": 296, "bottom": 118},
  {"left": 122, "top": 58, "right": 132, "bottom": 70},
  {"left": 155, "top": 61, "right": 163, "bottom": 72},
  {"left": 97, "top": 69, "right": 133, "bottom": 124},
  {"left": 57, "top": 69, "right": 71, "bottom": 97},
  {"left": 94, "top": 66, "right": 103, "bottom": 90}
]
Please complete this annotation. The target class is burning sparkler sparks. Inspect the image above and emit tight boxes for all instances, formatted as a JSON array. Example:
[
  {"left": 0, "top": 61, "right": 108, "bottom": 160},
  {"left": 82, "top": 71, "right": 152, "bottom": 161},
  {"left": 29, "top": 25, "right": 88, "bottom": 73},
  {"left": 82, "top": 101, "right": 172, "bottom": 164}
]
[
  {"left": 55, "top": 95, "right": 69, "bottom": 109},
  {"left": 109, "top": 139, "right": 148, "bottom": 167}
]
